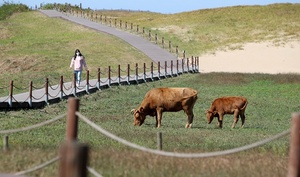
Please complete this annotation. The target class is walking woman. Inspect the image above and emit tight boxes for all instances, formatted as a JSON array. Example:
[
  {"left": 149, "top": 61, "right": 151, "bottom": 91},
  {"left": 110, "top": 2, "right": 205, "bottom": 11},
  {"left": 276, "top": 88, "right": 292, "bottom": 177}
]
[{"left": 69, "top": 49, "right": 88, "bottom": 86}]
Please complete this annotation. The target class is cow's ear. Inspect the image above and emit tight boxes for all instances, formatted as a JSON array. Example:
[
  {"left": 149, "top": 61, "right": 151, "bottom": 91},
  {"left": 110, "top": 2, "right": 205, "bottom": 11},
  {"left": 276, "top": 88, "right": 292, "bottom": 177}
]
[{"left": 139, "top": 107, "right": 144, "bottom": 113}]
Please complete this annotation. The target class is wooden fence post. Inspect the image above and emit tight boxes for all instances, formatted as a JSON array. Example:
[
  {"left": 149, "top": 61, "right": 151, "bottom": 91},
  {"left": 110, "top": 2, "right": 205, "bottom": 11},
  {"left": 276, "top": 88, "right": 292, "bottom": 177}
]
[
  {"left": 3, "top": 135, "right": 8, "bottom": 152},
  {"left": 59, "top": 141, "right": 89, "bottom": 177},
  {"left": 86, "top": 70, "right": 89, "bottom": 94},
  {"left": 158, "top": 62, "right": 161, "bottom": 79},
  {"left": 97, "top": 68, "right": 101, "bottom": 90},
  {"left": 29, "top": 81, "right": 32, "bottom": 107},
  {"left": 45, "top": 78, "right": 49, "bottom": 104},
  {"left": 135, "top": 63, "right": 139, "bottom": 84},
  {"left": 118, "top": 65, "right": 121, "bottom": 85},
  {"left": 60, "top": 76, "right": 64, "bottom": 100},
  {"left": 9, "top": 80, "right": 13, "bottom": 108},
  {"left": 66, "top": 98, "right": 79, "bottom": 142},
  {"left": 157, "top": 132, "right": 162, "bottom": 150},
  {"left": 127, "top": 64, "right": 130, "bottom": 85},
  {"left": 73, "top": 73, "right": 77, "bottom": 97},
  {"left": 151, "top": 62, "right": 154, "bottom": 81},
  {"left": 143, "top": 63, "right": 146, "bottom": 82},
  {"left": 164, "top": 61, "right": 167, "bottom": 78},
  {"left": 287, "top": 113, "right": 300, "bottom": 177},
  {"left": 108, "top": 66, "right": 111, "bottom": 87}
]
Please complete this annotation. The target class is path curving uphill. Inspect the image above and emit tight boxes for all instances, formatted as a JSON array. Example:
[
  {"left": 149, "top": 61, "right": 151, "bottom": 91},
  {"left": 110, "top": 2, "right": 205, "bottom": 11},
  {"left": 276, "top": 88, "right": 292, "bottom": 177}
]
[{"left": 39, "top": 10, "right": 178, "bottom": 63}]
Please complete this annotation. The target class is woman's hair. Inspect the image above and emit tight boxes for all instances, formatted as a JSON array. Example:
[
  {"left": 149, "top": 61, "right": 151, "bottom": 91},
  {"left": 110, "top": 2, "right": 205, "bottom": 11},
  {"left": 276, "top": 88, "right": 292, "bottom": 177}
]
[{"left": 73, "top": 49, "right": 83, "bottom": 60}]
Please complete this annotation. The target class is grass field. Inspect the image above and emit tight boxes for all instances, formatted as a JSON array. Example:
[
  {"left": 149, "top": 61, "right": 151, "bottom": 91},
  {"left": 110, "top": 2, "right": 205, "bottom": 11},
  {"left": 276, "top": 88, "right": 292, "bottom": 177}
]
[
  {"left": 1, "top": 3, "right": 300, "bottom": 177},
  {"left": 1, "top": 73, "right": 300, "bottom": 176}
]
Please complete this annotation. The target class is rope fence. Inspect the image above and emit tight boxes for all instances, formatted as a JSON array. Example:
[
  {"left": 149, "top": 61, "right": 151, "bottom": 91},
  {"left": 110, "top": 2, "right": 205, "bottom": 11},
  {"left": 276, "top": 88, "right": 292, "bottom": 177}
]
[
  {"left": 76, "top": 111, "right": 291, "bottom": 158},
  {"left": 0, "top": 59, "right": 199, "bottom": 109},
  {"left": 0, "top": 97, "right": 299, "bottom": 176}
]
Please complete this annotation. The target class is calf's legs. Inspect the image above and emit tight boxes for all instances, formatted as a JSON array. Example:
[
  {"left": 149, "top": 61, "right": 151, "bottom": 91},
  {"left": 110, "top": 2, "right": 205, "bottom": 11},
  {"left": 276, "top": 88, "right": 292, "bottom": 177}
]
[
  {"left": 231, "top": 110, "right": 240, "bottom": 128},
  {"left": 185, "top": 109, "right": 194, "bottom": 128}
]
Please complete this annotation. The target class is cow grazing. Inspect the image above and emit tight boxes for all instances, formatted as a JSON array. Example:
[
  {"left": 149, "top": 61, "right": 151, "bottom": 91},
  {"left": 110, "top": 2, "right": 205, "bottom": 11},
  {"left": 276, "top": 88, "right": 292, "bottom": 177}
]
[
  {"left": 131, "top": 87, "right": 198, "bottom": 128},
  {"left": 206, "top": 96, "right": 248, "bottom": 128}
]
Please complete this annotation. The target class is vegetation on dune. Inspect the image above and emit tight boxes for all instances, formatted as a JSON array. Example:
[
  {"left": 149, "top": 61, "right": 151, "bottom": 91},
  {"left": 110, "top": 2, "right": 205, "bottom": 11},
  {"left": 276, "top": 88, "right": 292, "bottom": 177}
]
[
  {"left": 0, "top": 2, "right": 29, "bottom": 20},
  {"left": 94, "top": 3, "right": 300, "bottom": 55}
]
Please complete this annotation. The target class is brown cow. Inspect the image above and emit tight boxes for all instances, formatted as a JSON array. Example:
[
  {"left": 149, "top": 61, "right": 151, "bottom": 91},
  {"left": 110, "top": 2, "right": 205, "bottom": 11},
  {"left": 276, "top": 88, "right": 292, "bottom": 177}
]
[
  {"left": 206, "top": 96, "right": 248, "bottom": 128},
  {"left": 131, "top": 87, "right": 198, "bottom": 128}
]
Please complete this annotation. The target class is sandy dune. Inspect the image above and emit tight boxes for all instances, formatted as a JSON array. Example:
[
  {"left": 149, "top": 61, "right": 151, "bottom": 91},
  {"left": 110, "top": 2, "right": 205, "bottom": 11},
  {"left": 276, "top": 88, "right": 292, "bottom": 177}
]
[{"left": 199, "top": 41, "right": 300, "bottom": 74}]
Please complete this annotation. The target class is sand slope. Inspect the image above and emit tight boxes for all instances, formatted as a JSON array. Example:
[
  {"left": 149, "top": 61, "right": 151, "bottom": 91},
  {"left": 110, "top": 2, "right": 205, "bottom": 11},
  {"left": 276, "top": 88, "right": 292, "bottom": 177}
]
[{"left": 199, "top": 42, "right": 300, "bottom": 74}]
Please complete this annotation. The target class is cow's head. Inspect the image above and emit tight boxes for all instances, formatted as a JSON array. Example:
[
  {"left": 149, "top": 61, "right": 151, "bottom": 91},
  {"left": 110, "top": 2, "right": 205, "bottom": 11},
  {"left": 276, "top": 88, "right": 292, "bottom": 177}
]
[
  {"left": 131, "top": 107, "right": 146, "bottom": 126},
  {"left": 206, "top": 110, "right": 217, "bottom": 124}
]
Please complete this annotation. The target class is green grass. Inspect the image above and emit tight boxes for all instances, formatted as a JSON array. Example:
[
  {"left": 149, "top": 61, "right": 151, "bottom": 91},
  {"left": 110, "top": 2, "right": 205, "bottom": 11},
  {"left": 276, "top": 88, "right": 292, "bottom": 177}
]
[
  {"left": 1, "top": 3, "right": 300, "bottom": 177},
  {"left": 1, "top": 73, "right": 300, "bottom": 176}
]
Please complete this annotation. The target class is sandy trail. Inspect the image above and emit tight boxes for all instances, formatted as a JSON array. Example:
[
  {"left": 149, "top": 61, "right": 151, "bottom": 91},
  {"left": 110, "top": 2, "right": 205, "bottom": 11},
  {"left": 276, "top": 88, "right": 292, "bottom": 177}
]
[{"left": 199, "top": 41, "right": 300, "bottom": 74}]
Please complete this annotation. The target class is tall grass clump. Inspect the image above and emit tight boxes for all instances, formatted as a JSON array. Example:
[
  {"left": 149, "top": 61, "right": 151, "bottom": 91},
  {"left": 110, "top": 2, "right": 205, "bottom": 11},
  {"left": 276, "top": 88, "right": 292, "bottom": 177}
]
[{"left": 0, "top": 2, "right": 29, "bottom": 20}]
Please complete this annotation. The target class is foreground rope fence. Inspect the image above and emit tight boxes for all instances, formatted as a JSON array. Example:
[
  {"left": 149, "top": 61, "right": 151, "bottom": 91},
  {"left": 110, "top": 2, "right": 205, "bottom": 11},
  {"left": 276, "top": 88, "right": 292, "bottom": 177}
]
[{"left": 1, "top": 97, "right": 299, "bottom": 176}]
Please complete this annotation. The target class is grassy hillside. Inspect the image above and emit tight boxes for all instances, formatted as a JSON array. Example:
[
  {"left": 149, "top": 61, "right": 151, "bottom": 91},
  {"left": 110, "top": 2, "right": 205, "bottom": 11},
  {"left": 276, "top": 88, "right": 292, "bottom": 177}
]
[
  {"left": 0, "top": 10, "right": 152, "bottom": 93},
  {"left": 95, "top": 3, "right": 300, "bottom": 55},
  {"left": 0, "top": 3, "right": 299, "bottom": 93}
]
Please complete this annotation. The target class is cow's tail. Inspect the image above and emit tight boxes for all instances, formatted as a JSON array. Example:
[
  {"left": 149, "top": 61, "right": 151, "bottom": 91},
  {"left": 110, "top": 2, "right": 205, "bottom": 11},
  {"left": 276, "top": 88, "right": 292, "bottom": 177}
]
[{"left": 240, "top": 99, "right": 248, "bottom": 110}]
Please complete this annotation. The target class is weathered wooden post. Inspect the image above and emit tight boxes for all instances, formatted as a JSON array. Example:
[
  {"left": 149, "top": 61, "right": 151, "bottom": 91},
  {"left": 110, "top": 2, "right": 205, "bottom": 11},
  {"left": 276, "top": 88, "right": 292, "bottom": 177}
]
[
  {"left": 29, "top": 81, "right": 33, "bottom": 107},
  {"left": 287, "top": 113, "right": 300, "bottom": 177},
  {"left": 162, "top": 37, "right": 164, "bottom": 48},
  {"left": 108, "top": 66, "right": 111, "bottom": 87},
  {"left": 66, "top": 97, "right": 79, "bottom": 142},
  {"left": 149, "top": 30, "right": 151, "bottom": 40},
  {"left": 85, "top": 70, "right": 89, "bottom": 94},
  {"left": 127, "top": 64, "right": 130, "bottom": 85},
  {"left": 176, "top": 46, "right": 179, "bottom": 58},
  {"left": 135, "top": 63, "right": 139, "bottom": 84},
  {"left": 59, "top": 141, "right": 89, "bottom": 177},
  {"left": 171, "top": 60, "right": 174, "bottom": 76},
  {"left": 73, "top": 73, "right": 77, "bottom": 97},
  {"left": 158, "top": 62, "right": 161, "bottom": 79},
  {"left": 59, "top": 98, "right": 89, "bottom": 177},
  {"left": 155, "top": 34, "right": 158, "bottom": 44},
  {"left": 97, "top": 68, "right": 101, "bottom": 90},
  {"left": 187, "top": 58, "right": 190, "bottom": 72},
  {"left": 150, "top": 62, "right": 154, "bottom": 81},
  {"left": 143, "top": 63, "right": 146, "bottom": 82},
  {"left": 3, "top": 135, "right": 8, "bottom": 152},
  {"left": 182, "top": 59, "right": 185, "bottom": 73},
  {"left": 60, "top": 76, "right": 63, "bottom": 100},
  {"left": 176, "top": 60, "right": 179, "bottom": 76},
  {"left": 118, "top": 65, "right": 121, "bottom": 85},
  {"left": 142, "top": 27, "right": 145, "bottom": 36},
  {"left": 45, "top": 78, "right": 49, "bottom": 105},
  {"left": 164, "top": 61, "right": 167, "bottom": 78},
  {"left": 169, "top": 41, "right": 171, "bottom": 52},
  {"left": 9, "top": 81, "right": 13, "bottom": 108},
  {"left": 114, "top": 18, "right": 117, "bottom": 27},
  {"left": 157, "top": 132, "right": 162, "bottom": 150},
  {"left": 191, "top": 56, "right": 195, "bottom": 72},
  {"left": 137, "top": 25, "right": 139, "bottom": 33}
]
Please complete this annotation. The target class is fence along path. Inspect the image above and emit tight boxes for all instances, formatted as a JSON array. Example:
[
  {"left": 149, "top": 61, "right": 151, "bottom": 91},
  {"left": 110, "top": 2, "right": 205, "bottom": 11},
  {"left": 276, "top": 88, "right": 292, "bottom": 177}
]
[
  {"left": 1, "top": 98, "right": 298, "bottom": 177},
  {"left": 0, "top": 9, "right": 199, "bottom": 109}
]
